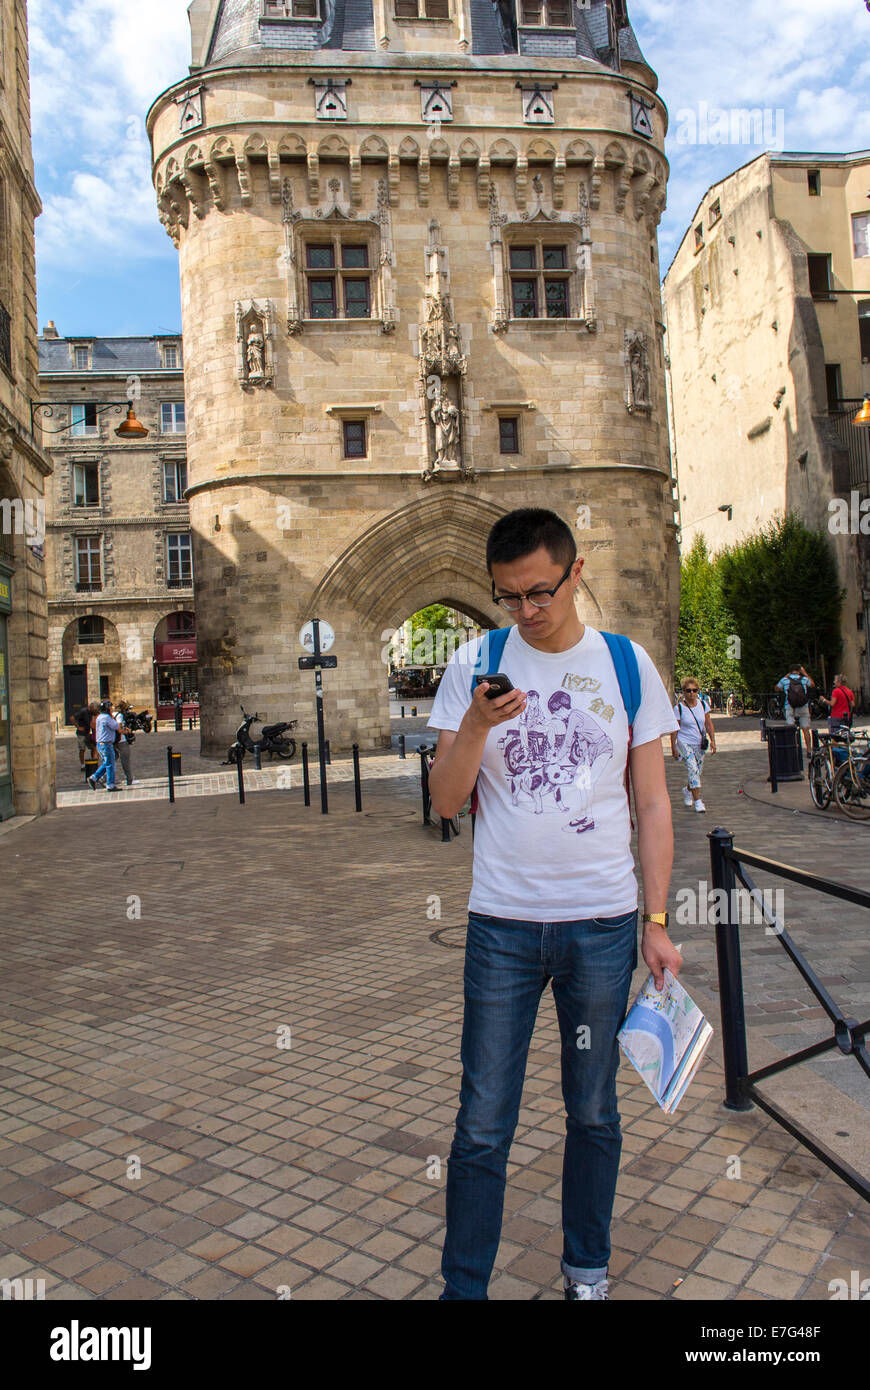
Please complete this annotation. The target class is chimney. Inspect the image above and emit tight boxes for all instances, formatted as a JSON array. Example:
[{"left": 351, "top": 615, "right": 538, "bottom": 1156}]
[{"left": 42, "top": 321, "right": 59, "bottom": 338}]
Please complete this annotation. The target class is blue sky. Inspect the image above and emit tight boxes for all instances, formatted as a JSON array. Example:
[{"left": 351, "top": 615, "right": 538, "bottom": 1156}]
[{"left": 28, "top": 0, "right": 870, "bottom": 338}]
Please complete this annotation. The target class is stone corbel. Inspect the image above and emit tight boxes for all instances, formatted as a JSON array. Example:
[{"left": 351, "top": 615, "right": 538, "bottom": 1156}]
[
  {"left": 515, "top": 154, "right": 528, "bottom": 211},
  {"left": 203, "top": 156, "right": 226, "bottom": 211},
  {"left": 590, "top": 157, "right": 604, "bottom": 211},
  {"left": 477, "top": 154, "right": 491, "bottom": 206},
  {"left": 179, "top": 165, "right": 205, "bottom": 220},
  {"left": 552, "top": 154, "right": 565, "bottom": 209},
  {"left": 614, "top": 165, "right": 631, "bottom": 214},
  {"left": 417, "top": 153, "right": 430, "bottom": 206},
  {"left": 235, "top": 151, "right": 253, "bottom": 206},
  {"left": 307, "top": 151, "right": 320, "bottom": 205},
  {"left": 349, "top": 153, "right": 362, "bottom": 206},
  {"left": 447, "top": 153, "right": 460, "bottom": 208},
  {"left": 633, "top": 171, "right": 657, "bottom": 221},
  {"left": 267, "top": 146, "right": 282, "bottom": 204}
]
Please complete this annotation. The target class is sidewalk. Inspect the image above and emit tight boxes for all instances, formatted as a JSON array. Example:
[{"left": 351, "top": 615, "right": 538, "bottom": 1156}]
[{"left": 0, "top": 740, "right": 867, "bottom": 1300}]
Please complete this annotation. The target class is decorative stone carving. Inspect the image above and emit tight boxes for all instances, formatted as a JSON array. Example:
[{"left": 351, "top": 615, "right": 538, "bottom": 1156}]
[
  {"left": 235, "top": 300, "right": 275, "bottom": 390},
  {"left": 630, "top": 94, "right": 655, "bottom": 140},
  {"left": 313, "top": 79, "right": 348, "bottom": 120},
  {"left": 489, "top": 185, "right": 510, "bottom": 334},
  {"left": 175, "top": 86, "right": 203, "bottom": 133},
  {"left": 419, "top": 220, "right": 471, "bottom": 481},
  {"left": 419, "top": 83, "right": 455, "bottom": 123},
  {"left": 375, "top": 179, "right": 397, "bottom": 333},
  {"left": 625, "top": 331, "right": 651, "bottom": 413},
  {"left": 521, "top": 84, "right": 555, "bottom": 124}
]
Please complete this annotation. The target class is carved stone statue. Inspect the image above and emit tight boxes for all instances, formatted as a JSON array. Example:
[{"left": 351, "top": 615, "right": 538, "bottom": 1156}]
[
  {"left": 430, "top": 393, "right": 460, "bottom": 468},
  {"left": 246, "top": 330, "right": 265, "bottom": 380},
  {"left": 624, "top": 330, "right": 651, "bottom": 412}
]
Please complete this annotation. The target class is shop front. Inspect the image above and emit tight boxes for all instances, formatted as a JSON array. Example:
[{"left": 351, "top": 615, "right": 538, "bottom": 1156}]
[
  {"left": 0, "top": 563, "right": 12, "bottom": 819},
  {"left": 154, "top": 638, "right": 199, "bottom": 722}
]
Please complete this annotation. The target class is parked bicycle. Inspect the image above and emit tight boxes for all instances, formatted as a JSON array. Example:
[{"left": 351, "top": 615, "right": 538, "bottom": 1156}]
[
  {"left": 807, "top": 730, "right": 853, "bottom": 810},
  {"left": 832, "top": 728, "right": 870, "bottom": 820}
]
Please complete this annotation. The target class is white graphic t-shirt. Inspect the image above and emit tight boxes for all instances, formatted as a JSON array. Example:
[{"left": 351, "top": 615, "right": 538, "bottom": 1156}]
[{"left": 427, "top": 624, "right": 678, "bottom": 922}]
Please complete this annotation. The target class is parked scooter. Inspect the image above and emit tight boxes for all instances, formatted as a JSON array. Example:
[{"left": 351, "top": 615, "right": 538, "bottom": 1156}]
[{"left": 225, "top": 706, "right": 297, "bottom": 765}]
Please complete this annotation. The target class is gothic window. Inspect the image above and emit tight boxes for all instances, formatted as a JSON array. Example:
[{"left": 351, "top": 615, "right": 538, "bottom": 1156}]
[
  {"left": 508, "top": 243, "right": 570, "bottom": 318},
  {"left": 395, "top": 0, "right": 449, "bottom": 15},
  {"left": 518, "top": 0, "right": 572, "bottom": 26},
  {"left": 304, "top": 241, "right": 371, "bottom": 319},
  {"left": 499, "top": 417, "right": 520, "bottom": 454},
  {"left": 342, "top": 420, "right": 367, "bottom": 458}
]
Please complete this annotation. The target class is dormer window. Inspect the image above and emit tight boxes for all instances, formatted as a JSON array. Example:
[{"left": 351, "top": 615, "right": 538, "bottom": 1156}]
[
  {"left": 162, "top": 343, "right": 182, "bottom": 369},
  {"left": 395, "top": 0, "right": 449, "bottom": 14},
  {"left": 72, "top": 344, "right": 91, "bottom": 370},
  {"left": 262, "top": 0, "right": 320, "bottom": 17},
  {"left": 519, "top": 0, "right": 572, "bottom": 27}
]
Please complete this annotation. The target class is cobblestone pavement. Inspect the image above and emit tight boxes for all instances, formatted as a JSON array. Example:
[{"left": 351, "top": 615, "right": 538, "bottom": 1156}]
[{"left": 0, "top": 734, "right": 867, "bottom": 1300}]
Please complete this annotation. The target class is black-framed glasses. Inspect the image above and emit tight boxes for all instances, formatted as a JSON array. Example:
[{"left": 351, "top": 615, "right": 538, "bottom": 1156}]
[{"left": 492, "top": 559, "right": 575, "bottom": 612}]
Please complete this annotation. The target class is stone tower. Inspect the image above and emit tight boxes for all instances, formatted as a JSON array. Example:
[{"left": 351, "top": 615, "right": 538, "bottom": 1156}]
[{"left": 148, "top": 0, "right": 677, "bottom": 756}]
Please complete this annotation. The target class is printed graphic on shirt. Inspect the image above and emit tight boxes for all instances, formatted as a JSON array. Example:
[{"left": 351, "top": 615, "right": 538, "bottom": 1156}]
[{"left": 497, "top": 685, "right": 613, "bottom": 833}]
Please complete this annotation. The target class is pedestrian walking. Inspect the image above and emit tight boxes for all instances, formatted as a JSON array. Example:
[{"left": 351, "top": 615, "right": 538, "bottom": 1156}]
[
  {"left": 113, "top": 700, "right": 138, "bottom": 787},
  {"left": 73, "top": 702, "right": 98, "bottom": 768},
  {"left": 174, "top": 692, "right": 184, "bottom": 731},
  {"left": 670, "top": 678, "right": 716, "bottom": 813},
  {"left": 88, "top": 699, "right": 120, "bottom": 791},
  {"left": 426, "top": 507, "right": 681, "bottom": 1302},
  {"left": 819, "top": 674, "right": 854, "bottom": 735},
  {"left": 777, "top": 663, "right": 815, "bottom": 759}
]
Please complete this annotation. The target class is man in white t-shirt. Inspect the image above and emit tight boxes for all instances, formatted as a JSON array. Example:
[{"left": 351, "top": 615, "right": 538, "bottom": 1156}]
[{"left": 427, "top": 507, "right": 681, "bottom": 1302}]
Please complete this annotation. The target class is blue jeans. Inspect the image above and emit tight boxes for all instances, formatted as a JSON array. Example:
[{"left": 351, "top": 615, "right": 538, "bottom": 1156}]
[
  {"left": 440, "top": 908, "right": 638, "bottom": 1300},
  {"left": 91, "top": 740, "right": 116, "bottom": 788}
]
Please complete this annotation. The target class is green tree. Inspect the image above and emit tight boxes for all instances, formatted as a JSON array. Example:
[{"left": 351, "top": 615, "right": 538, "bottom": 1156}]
[
  {"left": 676, "top": 535, "right": 742, "bottom": 691},
  {"left": 717, "top": 512, "right": 844, "bottom": 692}
]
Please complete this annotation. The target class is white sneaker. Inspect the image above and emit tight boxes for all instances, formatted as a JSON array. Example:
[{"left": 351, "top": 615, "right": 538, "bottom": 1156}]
[
  {"left": 564, "top": 1276, "right": 609, "bottom": 1301},
  {"left": 682, "top": 787, "right": 693, "bottom": 807},
  {"left": 694, "top": 798, "right": 706, "bottom": 812}
]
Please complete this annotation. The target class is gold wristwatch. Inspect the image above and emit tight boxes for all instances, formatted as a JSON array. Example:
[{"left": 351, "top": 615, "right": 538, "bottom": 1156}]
[{"left": 642, "top": 912, "right": 669, "bottom": 929}]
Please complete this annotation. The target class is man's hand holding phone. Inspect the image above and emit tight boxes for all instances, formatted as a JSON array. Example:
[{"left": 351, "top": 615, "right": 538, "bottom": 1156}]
[{"left": 466, "top": 674, "right": 527, "bottom": 732}]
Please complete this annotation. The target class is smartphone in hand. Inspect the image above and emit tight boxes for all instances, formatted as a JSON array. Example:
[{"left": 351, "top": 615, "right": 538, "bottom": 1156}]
[{"left": 473, "top": 673, "right": 515, "bottom": 700}]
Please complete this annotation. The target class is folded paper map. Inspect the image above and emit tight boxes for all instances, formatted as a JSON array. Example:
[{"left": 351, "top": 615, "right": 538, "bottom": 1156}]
[{"left": 617, "top": 966, "right": 713, "bottom": 1114}]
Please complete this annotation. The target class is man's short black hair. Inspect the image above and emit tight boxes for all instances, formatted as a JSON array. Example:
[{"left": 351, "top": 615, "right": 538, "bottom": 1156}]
[{"left": 486, "top": 508, "right": 577, "bottom": 575}]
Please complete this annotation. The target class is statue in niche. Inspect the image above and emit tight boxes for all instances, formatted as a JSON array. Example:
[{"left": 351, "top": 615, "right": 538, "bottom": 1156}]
[
  {"left": 625, "top": 330, "right": 651, "bottom": 412},
  {"left": 246, "top": 329, "right": 265, "bottom": 381},
  {"left": 431, "top": 391, "right": 460, "bottom": 468}
]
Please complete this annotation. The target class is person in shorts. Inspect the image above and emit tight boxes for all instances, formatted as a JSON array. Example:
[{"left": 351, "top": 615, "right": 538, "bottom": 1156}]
[{"left": 777, "top": 664, "right": 815, "bottom": 759}]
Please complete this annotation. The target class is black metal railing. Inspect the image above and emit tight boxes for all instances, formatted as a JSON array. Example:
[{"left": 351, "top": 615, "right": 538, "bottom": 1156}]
[
  {"left": 830, "top": 400, "right": 870, "bottom": 491},
  {"left": 709, "top": 826, "right": 870, "bottom": 1202},
  {"left": 418, "top": 741, "right": 459, "bottom": 842}
]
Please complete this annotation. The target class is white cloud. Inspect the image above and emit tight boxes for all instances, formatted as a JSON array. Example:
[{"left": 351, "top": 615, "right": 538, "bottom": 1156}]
[{"left": 29, "top": 0, "right": 190, "bottom": 273}]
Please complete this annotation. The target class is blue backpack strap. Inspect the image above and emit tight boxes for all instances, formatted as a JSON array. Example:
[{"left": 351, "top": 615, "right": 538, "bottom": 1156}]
[
  {"left": 600, "top": 631, "right": 641, "bottom": 727},
  {"left": 469, "top": 625, "right": 511, "bottom": 696}
]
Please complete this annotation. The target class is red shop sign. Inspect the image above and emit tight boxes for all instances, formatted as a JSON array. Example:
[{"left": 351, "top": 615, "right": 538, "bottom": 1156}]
[{"left": 155, "top": 641, "right": 197, "bottom": 663}]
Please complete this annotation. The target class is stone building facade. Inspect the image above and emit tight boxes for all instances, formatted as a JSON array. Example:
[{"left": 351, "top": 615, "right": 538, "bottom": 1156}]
[
  {"left": 39, "top": 330, "right": 198, "bottom": 726},
  {"left": 663, "top": 151, "right": 870, "bottom": 697},
  {"left": 147, "top": 0, "right": 678, "bottom": 756},
  {"left": 0, "top": 0, "right": 53, "bottom": 820}
]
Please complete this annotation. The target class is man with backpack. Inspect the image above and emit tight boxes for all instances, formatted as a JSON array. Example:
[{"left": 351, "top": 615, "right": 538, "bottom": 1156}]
[
  {"left": 426, "top": 508, "right": 681, "bottom": 1302},
  {"left": 776, "top": 663, "right": 815, "bottom": 759}
]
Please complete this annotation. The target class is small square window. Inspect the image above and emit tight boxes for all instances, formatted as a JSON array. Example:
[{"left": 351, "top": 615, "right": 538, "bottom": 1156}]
[
  {"left": 343, "top": 419, "right": 367, "bottom": 458},
  {"left": 499, "top": 417, "right": 520, "bottom": 454},
  {"left": 807, "top": 169, "right": 821, "bottom": 196},
  {"left": 309, "top": 279, "right": 337, "bottom": 317},
  {"left": 542, "top": 246, "right": 567, "bottom": 269},
  {"left": 807, "top": 252, "right": 832, "bottom": 298},
  {"left": 694, "top": 223, "right": 704, "bottom": 251},
  {"left": 78, "top": 615, "right": 105, "bottom": 645},
  {"left": 344, "top": 279, "right": 370, "bottom": 317},
  {"left": 511, "top": 280, "right": 537, "bottom": 318},
  {"left": 510, "top": 246, "right": 536, "bottom": 270},
  {"left": 708, "top": 199, "right": 721, "bottom": 226},
  {"left": 306, "top": 245, "right": 335, "bottom": 268},
  {"left": 342, "top": 245, "right": 368, "bottom": 268},
  {"left": 544, "top": 280, "right": 569, "bottom": 317}
]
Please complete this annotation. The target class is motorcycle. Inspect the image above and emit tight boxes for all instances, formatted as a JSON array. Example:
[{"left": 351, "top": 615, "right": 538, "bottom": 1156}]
[
  {"left": 125, "top": 709, "right": 153, "bottom": 733},
  {"left": 226, "top": 705, "right": 297, "bottom": 764}
]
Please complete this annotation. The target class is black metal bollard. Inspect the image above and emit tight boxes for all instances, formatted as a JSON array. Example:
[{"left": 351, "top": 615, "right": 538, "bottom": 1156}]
[
  {"left": 236, "top": 752, "right": 246, "bottom": 805},
  {"left": 412, "top": 706, "right": 417, "bottom": 717},
  {"left": 167, "top": 744, "right": 175, "bottom": 804},
  {"left": 253, "top": 743, "right": 261, "bottom": 771},
  {"left": 188, "top": 716, "right": 193, "bottom": 731},
  {"left": 399, "top": 733, "right": 406, "bottom": 760},
  {"left": 709, "top": 827, "right": 753, "bottom": 1111},
  {"left": 302, "top": 741, "right": 310, "bottom": 807},
  {"left": 441, "top": 816, "right": 450, "bottom": 842},
  {"left": 323, "top": 739, "right": 331, "bottom": 766},
  {"left": 419, "top": 743, "right": 430, "bottom": 825},
  {"left": 401, "top": 704, "right": 405, "bottom": 718},
  {"left": 352, "top": 743, "right": 362, "bottom": 811},
  {"left": 767, "top": 729, "right": 778, "bottom": 794}
]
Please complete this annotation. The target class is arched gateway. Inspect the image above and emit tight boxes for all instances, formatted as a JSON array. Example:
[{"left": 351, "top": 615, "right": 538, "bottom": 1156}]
[{"left": 148, "top": 0, "right": 678, "bottom": 756}]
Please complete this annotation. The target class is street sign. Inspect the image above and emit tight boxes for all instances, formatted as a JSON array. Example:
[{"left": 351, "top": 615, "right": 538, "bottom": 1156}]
[
  {"left": 299, "top": 619, "right": 334, "bottom": 654},
  {"left": 298, "top": 654, "right": 338, "bottom": 670}
]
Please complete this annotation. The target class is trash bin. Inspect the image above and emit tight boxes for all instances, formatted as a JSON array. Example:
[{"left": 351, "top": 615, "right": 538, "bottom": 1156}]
[{"left": 765, "top": 721, "right": 803, "bottom": 781}]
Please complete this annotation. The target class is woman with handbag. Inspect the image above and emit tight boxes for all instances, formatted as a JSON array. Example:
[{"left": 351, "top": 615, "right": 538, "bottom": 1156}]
[{"left": 670, "top": 677, "right": 716, "bottom": 813}]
